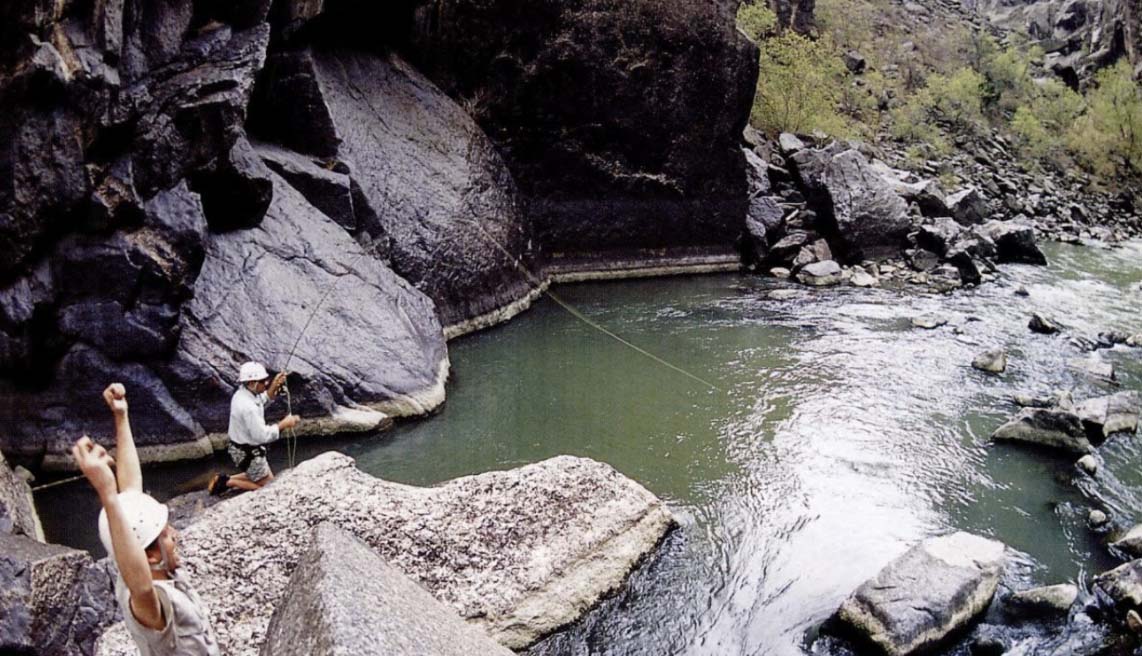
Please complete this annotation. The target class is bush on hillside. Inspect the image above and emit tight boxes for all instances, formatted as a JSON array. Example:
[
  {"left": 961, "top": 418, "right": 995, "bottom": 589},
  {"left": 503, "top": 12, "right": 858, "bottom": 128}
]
[{"left": 1068, "top": 62, "right": 1142, "bottom": 177}]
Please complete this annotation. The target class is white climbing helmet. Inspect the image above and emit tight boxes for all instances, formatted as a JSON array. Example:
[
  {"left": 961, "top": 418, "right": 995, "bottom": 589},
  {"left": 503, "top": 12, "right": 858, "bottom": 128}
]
[
  {"left": 98, "top": 491, "right": 169, "bottom": 558},
  {"left": 238, "top": 361, "right": 270, "bottom": 383}
]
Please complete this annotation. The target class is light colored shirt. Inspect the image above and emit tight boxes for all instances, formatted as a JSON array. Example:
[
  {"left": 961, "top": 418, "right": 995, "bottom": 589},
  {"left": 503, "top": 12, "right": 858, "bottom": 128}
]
[
  {"left": 115, "top": 571, "right": 220, "bottom": 656},
  {"left": 228, "top": 386, "right": 280, "bottom": 446}
]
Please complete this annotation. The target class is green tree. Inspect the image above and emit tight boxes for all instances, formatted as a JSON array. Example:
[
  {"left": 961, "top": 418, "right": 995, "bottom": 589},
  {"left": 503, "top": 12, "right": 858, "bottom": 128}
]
[
  {"left": 736, "top": 2, "right": 777, "bottom": 41},
  {"left": 1068, "top": 61, "right": 1142, "bottom": 176},
  {"left": 752, "top": 32, "right": 852, "bottom": 135},
  {"left": 927, "top": 68, "right": 986, "bottom": 134}
]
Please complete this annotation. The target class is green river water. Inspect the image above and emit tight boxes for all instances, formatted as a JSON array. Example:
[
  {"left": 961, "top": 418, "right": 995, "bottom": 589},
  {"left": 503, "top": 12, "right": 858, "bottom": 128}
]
[{"left": 37, "top": 240, "right": 1142, "bottom": 655}]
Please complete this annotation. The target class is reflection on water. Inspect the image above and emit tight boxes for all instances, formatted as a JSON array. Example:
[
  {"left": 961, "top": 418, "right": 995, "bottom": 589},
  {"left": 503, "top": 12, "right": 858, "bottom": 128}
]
[{"left": 36, "top": 241, "right": 1142, "bottom": 655}]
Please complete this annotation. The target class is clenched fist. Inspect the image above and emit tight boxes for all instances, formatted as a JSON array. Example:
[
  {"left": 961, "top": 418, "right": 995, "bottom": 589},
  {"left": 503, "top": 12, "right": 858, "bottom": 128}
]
[
  {"left": 103, "top": 383, "right": 128, "bottom": 416},
  {"left": 72, "top": 436, "right": 117, "bottom": 499}
]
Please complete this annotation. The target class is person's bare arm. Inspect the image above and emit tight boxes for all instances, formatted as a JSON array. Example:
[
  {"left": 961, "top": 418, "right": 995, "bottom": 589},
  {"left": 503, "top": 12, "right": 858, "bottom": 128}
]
[
  {"left": 104, "top": 384, "right": 142, "bottom": 494},
  {"left": 72, "top": 437, "right": 163, "bottom": 630}
]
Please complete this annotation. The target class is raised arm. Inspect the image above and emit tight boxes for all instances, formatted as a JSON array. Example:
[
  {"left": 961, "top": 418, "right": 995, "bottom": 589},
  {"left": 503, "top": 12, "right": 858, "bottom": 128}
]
[
  {"left": 72, "top": 437, "right": 163, "bottom": 630},
  {"left": 104, "top": 383, "right": 142, "bottom": 494}
]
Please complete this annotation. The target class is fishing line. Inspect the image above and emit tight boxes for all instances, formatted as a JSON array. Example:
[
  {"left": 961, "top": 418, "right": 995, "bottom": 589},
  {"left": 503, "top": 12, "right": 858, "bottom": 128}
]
[{"left": 30, "top": 473, "right": 85, "bottom": 492}]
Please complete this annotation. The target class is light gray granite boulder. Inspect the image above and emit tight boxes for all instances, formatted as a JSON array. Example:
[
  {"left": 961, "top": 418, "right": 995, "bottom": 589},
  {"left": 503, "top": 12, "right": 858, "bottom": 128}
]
[
  {"left": 1077, "top": 392, "right": 1138, "bottom": 438},
  {"left": 832, "top": 532, "right": 1006, "bottom": 656},
  {"left": 972, "top": 349, "right": 1007, "bottom": 374},
  {"left": 97, "top": 452, "right": 674, "bottom": 655},
  {"left": 991, "top": 407, "right": 1094, "bottom": 454},
  {"left": 1094, "top": 559, "right": 1142, "bottom": 611},
  {"left": 797, "top": 260, "right": 842, "bottom": 286},
  {"left": 1006, "top": 583, "right": 1079, "bottom": 618},
  {"left": 1112, "top": 525, "right": 1142, "bottom": 558},
  {"left": 260, "top": 523, "right": 514, "bottom": 656},
  {"left": 0, "top": 452, "right": 40, "bottom": 539}
]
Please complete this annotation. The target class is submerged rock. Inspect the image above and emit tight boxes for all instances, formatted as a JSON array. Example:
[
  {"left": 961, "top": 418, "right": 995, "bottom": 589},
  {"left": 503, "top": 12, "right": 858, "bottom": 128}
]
[
  {"left": 1094, "top": 559, "right": 1142, "bottom": 611},
  {"left": 96, "top": 452, "right": 675, "bottom": 655},
  {"left": 798, "top": 260, "right": 843, "bottom": 286},
  {"left": 1076, "top": 392, "right": 1139, "bottom": 439},
  {"left": 1090, "top": 510, "right": 1110, "bottom": 528},
  {"left": 1006, "top": 583, "right": 1079, "bottom": 618},
  {"left": 1029, "top": 313, "right": 1061, "bottom": 334},
  {"left": 991, "top": 407, "right": 1093, "bottom": 454},
  {"left": 831, "top": 532, "right": 1006, "bottom": 656},
  {"left": 261, "top": 524, "right": 514, "bottom": 656},
  {"left": 972, "top": 349, "right": 1008, "bottom": 374},
  {"left": 1077, "top": 454, "right": 1099, "bottom": 475},
  {"left": 912, "top": 315, "right": 948, "bottom": 329},
  {"left": 1068, "top": 359, "right": 1117, "bottom": 384}
]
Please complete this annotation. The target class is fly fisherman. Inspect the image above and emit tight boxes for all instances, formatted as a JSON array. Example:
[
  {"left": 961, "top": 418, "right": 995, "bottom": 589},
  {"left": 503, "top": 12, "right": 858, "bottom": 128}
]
[
  {"left": 209, "top": 361, "right": 299, "bottom": 494},
  {"left": 72, "top": 383, "right": 220, "bottom": 655}
]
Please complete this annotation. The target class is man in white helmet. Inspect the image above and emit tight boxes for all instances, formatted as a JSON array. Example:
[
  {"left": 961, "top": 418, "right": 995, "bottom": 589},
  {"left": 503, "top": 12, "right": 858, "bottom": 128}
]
[
  {"left": 209, "top": 361, "right": 299, "bottom": 494},
  {"left": 73, "top": 383, "right": 219, "bottom": 655}
]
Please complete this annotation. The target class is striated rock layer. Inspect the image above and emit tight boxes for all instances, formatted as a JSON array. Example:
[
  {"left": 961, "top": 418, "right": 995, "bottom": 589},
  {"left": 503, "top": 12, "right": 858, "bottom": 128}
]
[{"left": 96, "top": 452, "right": 676, "bottom": 655}]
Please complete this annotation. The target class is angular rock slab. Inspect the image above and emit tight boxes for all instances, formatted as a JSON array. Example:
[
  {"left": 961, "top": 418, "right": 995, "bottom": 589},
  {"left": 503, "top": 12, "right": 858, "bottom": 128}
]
[
  {"left": 260, "top": 523, "right": 515, "bottom": 656},
  {"left": 833, "top": 532, "right": 1006, "bottom": 656},
  {"left": 1112, "top": 525, "right": 1142, "bottom": 558},
  {"left": 97, "top": 452, "right": 675, "bottom": 655},
  {"left": 1077, "top": 391, "right": 1139, "bottom": 439},
  {"left": 1094, "top": 558, "right": 1142, "bottom": 611},
  {"left": 991, "top": 407, "right": 1094, "bottom": 454},
  {"left": 167, "top": 173, "right": 449, "bottom": 434},
  {"left": 307, "top": 49, "right": 537, "bottom": 330},
  {"left": 0, "top": 533, "right": 118, "bottom": 656},
  {"left": 0, "top": 452, "right": 40, "bottom": 539}
]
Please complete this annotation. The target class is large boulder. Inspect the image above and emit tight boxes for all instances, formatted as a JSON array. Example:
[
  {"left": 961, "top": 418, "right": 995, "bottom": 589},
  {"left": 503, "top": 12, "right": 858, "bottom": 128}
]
[
  {"left": 164, "top": 173, "right": 449, "bottom": 437},
  {"left": 831, "top": 532, "right": 1006, "bottom": 656},
  {"left": 980, "top": 220, "right": 1047, "bottom": 265},
  {"left": 946, "top": 187, "right": 988, "bottom": 225},
  {"left": 739, "top": 149, "right": 786, "bottom": 268},
  {"left": 791, "top": 147, "right": 911, "bottom": 260},
  {"left": 1094, "top": 558, "right": 1142, "bottom": 611},
  {"left": 991, "top": 407, "right": 1094, "bottom": 453},
  {"left": 0, "top": 533, "right": 119, "bottom": 656},
  {"left": 405, "top": 0, "right": 759, "bottom": 257},
  {"left": 96, "top": 453, "right": 674, "bottom": 655},
  {"left": 251, "top": 48, "right": 537, "bottom": 330},
  {"left": 0, "top": 452, "right": 40, "bottom": 539},
  {"left": 261, "top": 523, "right": 515, "bottom": 656}
]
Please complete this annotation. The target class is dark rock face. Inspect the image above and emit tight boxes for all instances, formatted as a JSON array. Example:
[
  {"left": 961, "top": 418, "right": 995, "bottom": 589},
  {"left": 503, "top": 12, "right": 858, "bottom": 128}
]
[
  {"left": 792, "top": 147, "right": 912, "bottom": 260},
  {"left": 980, "top": 221, "right": 1048, "bottom": 265},
  {"left": 740, "top": 150, "right": 786, "bottom": 269},
  {"left": 406, "top": 0, "right": 759, "bottom": 257},
  {"left": 166, "top": 174, "right": 448, "bottom": 433},
  {"left": 306, "top": 50, "right": 537, "bottom": 328},
  {"left": 261, "top": 523, "right": 515, "bottom": 656},
  {"left": 0, "top": 533, "right": 119, "bottom": 656},
  {"left": 991, "top": 406, "right": 1094, "bottom": 453}
]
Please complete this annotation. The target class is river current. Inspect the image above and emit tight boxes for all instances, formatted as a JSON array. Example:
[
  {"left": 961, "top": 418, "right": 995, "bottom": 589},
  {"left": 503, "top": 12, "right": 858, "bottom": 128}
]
[{"left": 37, "top": 241, "right": 1142, "bottom": 655}]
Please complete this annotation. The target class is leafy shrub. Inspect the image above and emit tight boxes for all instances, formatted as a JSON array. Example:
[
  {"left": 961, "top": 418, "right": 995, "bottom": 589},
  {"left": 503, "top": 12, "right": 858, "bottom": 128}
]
[{"left": 1067, "top": 62, "right": 1142, "bottom": 176}]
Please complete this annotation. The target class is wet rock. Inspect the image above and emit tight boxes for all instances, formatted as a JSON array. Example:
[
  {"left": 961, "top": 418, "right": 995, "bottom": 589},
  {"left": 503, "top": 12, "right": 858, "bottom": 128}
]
[
  {"left": 980, "top": 221, "right": 1047, "bottom": 265},
  {"left": 906, "top": 248, "right": 940, "bottom": 272},
  {"left": 166, "top": 173, "right": 448, "bottom": 435},
  {"left": 1112, "top": 525, "right": 1142, "bottom": 558},
  {"left": 1077, "top": 454, "right": 1099, "bottom": 475},
  {"left": 1090, "top": 510, "right": 1110, "bottom": 528},
  {"left": 972, "top": 349, "right": 1007, "bottom": 374},
  {"left": 945, "top": 248, "right": 983, "bottom": 286},
  {"left": 1094, "top": 559, "right": 1142, "bottom": 611},
  {"left": 767, "top": 289, "right": 806, "bottom": 301},
  {"left": 1127, "top": 335, "right": 1142, "bottom": 347},
  {"left": 1015, "top": 286, "right": 1030, "bottom": 297},
  {"left": 0, "top": 453, "right": 40, "bottom": 539},
  {"left": 96, "top": 452, "right": 674, "bottom": 655},
  {"left": 770, "top": 267, "right": 792, "bottom": 279},
  {"left": 301, "top": 49, "right": 537, "bottom": 328},
  {"left": 0, "top": 532, "right": 115, "bottom": 655},
  {"left": 1029, "top": 313, "right": 1061, "bottom": 334},
  {"left": 1129, "top": 609, "right": 1142, "bottom": 633},
  {"left": 791, "top": 148, "right": 911, "bottom": 259},
  {"left": 832, "top": 532, "right": 1006, "bottom": 656},
  {"left": 406, "top": 0, "right": 758, "bottom": 256},
  {"left": 261, "top": 524, "right": 514, "bottom": 656},
  {"left": 1067, "top": 358, "right": 1117, "bottom": 384},
  {"left": 798, "top": 260, "right": 843, "bottom": 286},
  {"left": 991, "top": 407, "right": 1093, "bottom": 454},
  {"left": 947, "top": 188, "right": 988, "bottom": 225},
  {"left": 1006, "top": 584, "right": 1079, "bottom": 618},
  {"left": 1076, "top": 391, "right": 1138, "bottom": 438},
  {"left": 912, "top": 315, "right": 948, "bottom": 329}
]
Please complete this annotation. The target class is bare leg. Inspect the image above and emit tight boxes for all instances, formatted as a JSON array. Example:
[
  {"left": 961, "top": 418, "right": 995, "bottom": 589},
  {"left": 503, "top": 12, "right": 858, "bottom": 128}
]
[
  {"left": 251, "top": 471, "right": 275, "bottom": 488},
  {"left": 226, "top": 473, "right": 260, "bottom": 492}
]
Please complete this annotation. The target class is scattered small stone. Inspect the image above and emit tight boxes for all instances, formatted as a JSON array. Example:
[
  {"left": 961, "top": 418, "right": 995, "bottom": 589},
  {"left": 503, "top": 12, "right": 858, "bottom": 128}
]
[
  {"left": 972, "top": 349, "right": 1007, "bottom": 374},
  {"left": 1014, "top": 286, "right": 1030, "bottom": 297},
  {"left": 1076, "top": 455, "right": 1098, "bottom": 475},
  {"left": 1005, "top": 583, "right": 1079, "bottom": 617},
  {"left": 1067, "top": 358, "right": 1117, "bottom": 384},
  {"left": 850, "top": 270, "right": 878, "bottom": 288},
  {"left": 770, "top": 267, "right": 792, "bottom": 279},
  {"left": 767, "top": 289, "right": 806, "bottom": 301},
  {"left": 1127, "top": 334, "right": 1142, "bottom": 347},
  {"left": 1089, "top": 510, "right": 1109, "bottom": 528},
  {"left": 1028, "top": 313, "right": 1060, "bottom": 334},
  {"left": 778, "top": 133, "right": 806, "bottom": 154},
  {"left": 912, "top": 315, "right": 948, "bottom": 329}
]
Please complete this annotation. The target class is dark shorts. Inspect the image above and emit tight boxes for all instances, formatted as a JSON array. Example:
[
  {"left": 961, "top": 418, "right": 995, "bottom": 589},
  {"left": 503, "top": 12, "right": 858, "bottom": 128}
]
[{"left": 228, "top": 443, "right": 271, "bottom": 482}]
